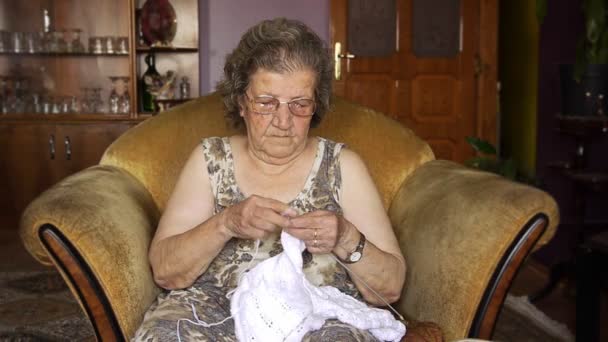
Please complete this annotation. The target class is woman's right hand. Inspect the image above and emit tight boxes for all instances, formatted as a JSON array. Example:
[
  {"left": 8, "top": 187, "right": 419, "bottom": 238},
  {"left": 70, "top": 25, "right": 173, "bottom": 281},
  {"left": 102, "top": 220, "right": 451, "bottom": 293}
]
[{"left": 220, "top": 195, "right": 297, "bottom": 240}]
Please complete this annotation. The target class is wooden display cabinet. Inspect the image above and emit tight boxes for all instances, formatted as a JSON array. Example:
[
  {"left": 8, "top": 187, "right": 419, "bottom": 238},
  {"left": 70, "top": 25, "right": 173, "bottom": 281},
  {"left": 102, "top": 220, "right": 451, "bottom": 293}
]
[
  {"left": 0, "top": 0, "right": 199, "bottom": 230},
  {"left": 134, "top": 0, "right": 199, "bottom": 113}
]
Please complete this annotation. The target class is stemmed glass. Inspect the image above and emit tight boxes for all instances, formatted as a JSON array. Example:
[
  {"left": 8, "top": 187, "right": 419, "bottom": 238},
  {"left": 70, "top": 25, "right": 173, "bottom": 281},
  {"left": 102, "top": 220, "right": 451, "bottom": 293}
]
[
  {"left": 91, "top": 87, "right": 103, "bottom": 113},
  {"left": 80, "top": 88, "right": 91, "bottom": 113},
  {"left": 118, "top": 77, "right": 131, "bottom": 114},
  {"left": 0, "top": 76, "right": 8, "bottom": 114},
  {"left": 68, "top": 29, "right": 84, "bottom": 53},
  {"left": 108, "top": 77, "right": 120, "bottom": 114}
]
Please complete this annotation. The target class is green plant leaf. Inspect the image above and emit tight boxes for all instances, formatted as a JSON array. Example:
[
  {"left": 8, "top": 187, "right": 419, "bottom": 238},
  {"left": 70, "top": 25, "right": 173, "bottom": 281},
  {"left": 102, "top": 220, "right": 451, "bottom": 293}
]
[
  {"left": 499, "top": 159, "right": 518, "bottom": 180},
  {"left": 465, "top": 136, "right": 497, "bottom": 155},
  {"left": 536, "top": 0, "right": 548, "bottom": 25},
  {"left": 598, "top": 30, "right": 608, "bottom": 63},
  {"left": 465, "top": 156, "right": 499, "bottom": 173},
  {"left": 464, "top": 156, "right": 484, "bottom": 168},
  {"left": 585, "top": 0, "right": 606, "bottom": 44},
  {"left": 577, "top": 0, "right": 608, "bottom": 76},
  {"left": 574, "top": 38, "right": 587, "bottom": 82}
]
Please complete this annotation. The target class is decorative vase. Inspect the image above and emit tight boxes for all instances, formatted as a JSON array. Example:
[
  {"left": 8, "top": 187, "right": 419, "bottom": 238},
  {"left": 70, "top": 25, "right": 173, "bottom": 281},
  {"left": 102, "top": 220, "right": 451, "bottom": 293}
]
[{"left": 140, "top": 0, "right": 177, "bottom": 47}]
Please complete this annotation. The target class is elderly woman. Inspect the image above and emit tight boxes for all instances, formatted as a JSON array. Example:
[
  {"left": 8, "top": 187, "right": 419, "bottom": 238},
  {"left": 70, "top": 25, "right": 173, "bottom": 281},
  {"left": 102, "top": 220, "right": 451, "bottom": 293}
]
[{"left": 133, "top": 18, "right": 406, "bottom": 341}]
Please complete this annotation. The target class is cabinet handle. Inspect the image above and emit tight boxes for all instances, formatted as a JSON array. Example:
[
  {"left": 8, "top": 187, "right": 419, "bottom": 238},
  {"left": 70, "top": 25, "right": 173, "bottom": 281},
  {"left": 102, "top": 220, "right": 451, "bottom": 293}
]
[
  {"left": 49, "top": 134, "right": 55, "bottom": 160},
  {"left": 64, "top": 136, "right": 72, "bottom": 160}
]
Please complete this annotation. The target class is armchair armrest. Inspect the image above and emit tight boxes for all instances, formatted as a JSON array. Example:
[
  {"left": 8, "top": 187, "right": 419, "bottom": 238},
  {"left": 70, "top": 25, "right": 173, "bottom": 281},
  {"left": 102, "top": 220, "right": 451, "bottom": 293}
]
[
  {"left": 19, "top": 165, "right": 161, "bottom": 341},
  {"left": 388, "top": 160, "right": 559, "bottom": 341}
]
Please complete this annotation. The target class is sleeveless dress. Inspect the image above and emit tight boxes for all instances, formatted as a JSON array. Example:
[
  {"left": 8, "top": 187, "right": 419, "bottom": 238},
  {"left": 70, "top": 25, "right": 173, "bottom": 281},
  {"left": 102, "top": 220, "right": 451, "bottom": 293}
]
[{"left": 133, "top": 136, "right": 379, "bottom": 342}]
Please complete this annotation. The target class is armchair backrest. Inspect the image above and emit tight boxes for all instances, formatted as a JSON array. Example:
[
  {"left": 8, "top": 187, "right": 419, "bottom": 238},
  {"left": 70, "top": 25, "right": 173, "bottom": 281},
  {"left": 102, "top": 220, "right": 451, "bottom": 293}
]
[{"left": 101, "top": 93, "right": 434, "bottom": 214}]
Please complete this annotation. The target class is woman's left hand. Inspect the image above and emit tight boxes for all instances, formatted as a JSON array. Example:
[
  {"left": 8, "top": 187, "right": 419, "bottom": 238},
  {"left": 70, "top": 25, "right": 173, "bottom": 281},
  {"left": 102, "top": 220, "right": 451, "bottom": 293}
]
[{"left": 284, "top": 210, "right": 351, "bottom": 254}]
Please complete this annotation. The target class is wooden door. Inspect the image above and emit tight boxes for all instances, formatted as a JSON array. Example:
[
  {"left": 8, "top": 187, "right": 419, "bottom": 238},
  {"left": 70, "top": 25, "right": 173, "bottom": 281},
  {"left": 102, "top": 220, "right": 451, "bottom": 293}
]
[
  {"left": 0, "top": 123, "right": 132, "bottom": 230},
  {"left": 0, "top": 124, "right": 58, "bottom": 230},
  {"left": 330, "top": 0, "right": 497, "bottom": 162},
  {"left": 54, "top": 123, "right": 131, "bottom": 178}
]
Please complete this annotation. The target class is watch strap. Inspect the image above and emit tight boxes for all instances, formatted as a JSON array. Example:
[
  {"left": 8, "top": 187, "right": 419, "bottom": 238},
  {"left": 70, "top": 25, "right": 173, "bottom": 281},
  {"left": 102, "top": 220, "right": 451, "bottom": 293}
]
[{"left": 342, "top": 231, "right": 366, "bottom": 264}]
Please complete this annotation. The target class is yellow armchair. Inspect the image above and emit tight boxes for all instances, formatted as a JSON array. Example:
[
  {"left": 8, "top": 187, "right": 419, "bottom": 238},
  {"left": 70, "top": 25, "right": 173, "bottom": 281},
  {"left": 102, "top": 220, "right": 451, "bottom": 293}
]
[{"left": 20, "top": 93, "right": 558, "bottom": 341}]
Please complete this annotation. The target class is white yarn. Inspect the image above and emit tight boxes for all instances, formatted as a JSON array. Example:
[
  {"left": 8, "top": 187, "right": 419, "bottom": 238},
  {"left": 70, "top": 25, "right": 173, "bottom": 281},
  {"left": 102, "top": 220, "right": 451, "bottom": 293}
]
[{"left": 230, "top": 231, "right": 406, "bottom": 342}]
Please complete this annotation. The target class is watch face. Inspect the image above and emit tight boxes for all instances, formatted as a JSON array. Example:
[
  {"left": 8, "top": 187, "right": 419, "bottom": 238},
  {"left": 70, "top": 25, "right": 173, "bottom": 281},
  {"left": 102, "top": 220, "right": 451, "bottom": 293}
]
[{"left": 349, "top": 251, "right": 362, "bottom": 262}]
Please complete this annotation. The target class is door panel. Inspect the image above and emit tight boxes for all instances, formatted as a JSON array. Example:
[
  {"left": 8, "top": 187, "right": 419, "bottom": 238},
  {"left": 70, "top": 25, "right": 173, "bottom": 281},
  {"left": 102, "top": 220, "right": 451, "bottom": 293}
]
[
  {"left": 55, "top": 123, "right": 131, "bottom": 178},
  {"left": 0, "top": 123, "right": 132, "bottom": 230},
  {"left": 330, "top": 0, "right": 497, "bottom": 162},
  {"left": 345, "top": 76, "right": 395, "bottom": 115},
  {"left": 0, "top": 124, "right": 57, "bottom": 230}
]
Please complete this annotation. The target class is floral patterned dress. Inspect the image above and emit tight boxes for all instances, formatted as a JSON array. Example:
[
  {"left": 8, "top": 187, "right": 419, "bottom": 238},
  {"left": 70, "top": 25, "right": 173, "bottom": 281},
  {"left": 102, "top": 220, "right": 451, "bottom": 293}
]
[{"left": 133, "top": 136, "right": 379, "bottom": 342}]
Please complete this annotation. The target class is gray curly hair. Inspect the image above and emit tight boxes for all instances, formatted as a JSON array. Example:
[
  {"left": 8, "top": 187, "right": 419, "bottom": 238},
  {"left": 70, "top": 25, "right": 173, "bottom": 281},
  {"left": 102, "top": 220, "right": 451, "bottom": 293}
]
[{"left": 217, "top": 17, "right": 333, "bottom": 128}]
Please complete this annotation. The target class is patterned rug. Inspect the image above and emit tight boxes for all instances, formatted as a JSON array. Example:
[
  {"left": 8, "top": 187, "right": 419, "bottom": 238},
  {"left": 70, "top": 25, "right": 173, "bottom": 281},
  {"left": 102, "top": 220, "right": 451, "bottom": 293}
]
[
  {"left": 0, "top": 270, "right": 574, "bottom": 341},
  {"left": 0, "top": 270, "right": 94, "bottom": 341}
]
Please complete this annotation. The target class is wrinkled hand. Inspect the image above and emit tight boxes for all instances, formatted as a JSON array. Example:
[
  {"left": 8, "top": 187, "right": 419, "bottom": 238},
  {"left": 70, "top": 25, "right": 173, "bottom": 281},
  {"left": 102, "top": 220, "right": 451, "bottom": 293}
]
[
  {"left": 284, "top": 210, "right": 352, "bottom": 254},
  {"left": 221, "top": 195, "right": 296, "bottom": 240}
]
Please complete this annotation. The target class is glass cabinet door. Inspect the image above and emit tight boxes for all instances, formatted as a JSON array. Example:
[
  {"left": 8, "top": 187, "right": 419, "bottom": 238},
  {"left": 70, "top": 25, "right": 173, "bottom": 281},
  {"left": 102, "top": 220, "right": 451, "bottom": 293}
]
[{"left": 0, "top": 0, "right": 132, "bottom": 117}]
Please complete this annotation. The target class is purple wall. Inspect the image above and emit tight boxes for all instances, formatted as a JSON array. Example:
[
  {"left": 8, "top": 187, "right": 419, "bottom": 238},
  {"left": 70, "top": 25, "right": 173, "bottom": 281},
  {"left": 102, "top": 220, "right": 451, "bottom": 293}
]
[
  {"left": 198, "top": 0, "right": 330, "bottom": 94},
  {"left": 535, "top": 0, "right": 608, "bottom": 264}
]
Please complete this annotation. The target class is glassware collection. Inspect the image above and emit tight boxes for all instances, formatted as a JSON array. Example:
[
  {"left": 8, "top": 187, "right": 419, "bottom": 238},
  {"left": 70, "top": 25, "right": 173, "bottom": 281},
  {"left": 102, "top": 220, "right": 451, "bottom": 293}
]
[
  {"left": 0, "top": 8, "right": 128, "bottom": 55},
  {"left": 0, "top": 1, "right": 194, "bottom": 116},
  {"left": 0, "top": 29, "right": 128, "bottom": 55},
  {"left": 0, "top": 6, "right": 133, "bottom": 115},
  {"left": 0, "top": 72, "right": 130, "bottom": 115}
]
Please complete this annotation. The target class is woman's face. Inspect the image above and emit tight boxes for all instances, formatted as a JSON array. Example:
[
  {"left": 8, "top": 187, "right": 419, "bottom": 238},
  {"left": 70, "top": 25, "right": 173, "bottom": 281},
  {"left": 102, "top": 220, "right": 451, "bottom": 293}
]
[{"left": 241, "top": 68, "right": 316, "bottom": 164}]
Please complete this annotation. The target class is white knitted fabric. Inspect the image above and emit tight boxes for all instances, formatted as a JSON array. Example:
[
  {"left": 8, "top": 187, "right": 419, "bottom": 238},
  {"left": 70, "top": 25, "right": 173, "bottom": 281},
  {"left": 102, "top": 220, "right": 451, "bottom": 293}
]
[{"left": 230, "top": 231, "right": 406, "bottom": 342}]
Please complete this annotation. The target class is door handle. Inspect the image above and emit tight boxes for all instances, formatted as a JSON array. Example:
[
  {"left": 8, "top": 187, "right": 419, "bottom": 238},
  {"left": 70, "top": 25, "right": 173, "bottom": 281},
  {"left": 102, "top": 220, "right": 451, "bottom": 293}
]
[
  {"left": 48, "top": 134, "right": 55, "bottom": 160},
  {"left": 334, "top": 42, "right": 356, "bottom": 80},
  {"left": 64, "top": 136, "right": 71, "bottom": 160}
]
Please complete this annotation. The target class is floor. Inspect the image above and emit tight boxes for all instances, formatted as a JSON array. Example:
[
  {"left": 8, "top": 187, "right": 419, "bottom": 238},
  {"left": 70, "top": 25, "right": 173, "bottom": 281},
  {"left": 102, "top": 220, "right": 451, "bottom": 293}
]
[{"left": 1, "top": 228, "right": 605, "bottom": 341}]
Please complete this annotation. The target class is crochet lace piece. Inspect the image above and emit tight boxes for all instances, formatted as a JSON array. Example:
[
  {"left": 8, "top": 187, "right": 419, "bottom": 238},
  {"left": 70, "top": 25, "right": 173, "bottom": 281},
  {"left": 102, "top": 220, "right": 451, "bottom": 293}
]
[{"left": 230, "top": 231, "right": 406, "bottom": 342}]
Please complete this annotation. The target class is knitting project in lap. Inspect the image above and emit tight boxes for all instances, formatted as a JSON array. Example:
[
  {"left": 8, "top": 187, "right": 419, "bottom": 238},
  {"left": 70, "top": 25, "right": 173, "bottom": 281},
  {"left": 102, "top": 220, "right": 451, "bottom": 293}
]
[{"left": 230, "top": 231, "right": 406, "bottom": 342}]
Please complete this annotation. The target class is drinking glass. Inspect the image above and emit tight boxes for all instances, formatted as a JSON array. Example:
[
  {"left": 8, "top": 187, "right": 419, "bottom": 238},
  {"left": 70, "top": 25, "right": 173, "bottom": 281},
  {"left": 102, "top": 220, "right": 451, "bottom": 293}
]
[
  {"left": 80, "top": 88, "right": 91, "bottom": 113},
  {"left": 89, "top": 37, "right": 103, "bottom": 54},
  {"left": 51, "top": 96, "right": 62, "bottom": 114},
  {"left": 31, "top": 93, "right": 42, "bottom": 113},
  {"left": 92, "top": 87, "right": 103, "bottom": 113},
  {"left": 55, "top": 30, "right": 67, "bottom": 53},
  {"left": 69, "top": 95, "right": 80, "bottom": 113},
  {"left": 25, "top": 32, "right": 40, "bottom": 53},
  {"left": 108, "top": 77, "right": 120, "bottom": 114},
  {"left": 46, "top": 31, "right": 59, "bottom": 52},
  {"left": 11, "top": 31, "right": 24, "bottom": 53},
  {"left": 68, "top": 29, "right": 85, "bottom": 53},
  {"left": 104, "top": 36, "right": 115, "bottom": 54},
  {"left": 41, "top": 95, "right": 52, "bottom": 114},
  {"left": 118, "top": 77, "right": 131, "bottom": 114},
  {"left": 116, "top": 37, "right": 129, "bottom": 54},
  {"left": 0, "top": 30, "right": 9, "bottom": 52}
]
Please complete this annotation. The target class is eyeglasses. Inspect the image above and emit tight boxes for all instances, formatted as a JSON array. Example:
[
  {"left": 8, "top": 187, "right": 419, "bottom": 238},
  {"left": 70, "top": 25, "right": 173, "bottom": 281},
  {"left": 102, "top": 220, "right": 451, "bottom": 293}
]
[{"left": 244, "top": 93, "right": 315, "bottom": 117}]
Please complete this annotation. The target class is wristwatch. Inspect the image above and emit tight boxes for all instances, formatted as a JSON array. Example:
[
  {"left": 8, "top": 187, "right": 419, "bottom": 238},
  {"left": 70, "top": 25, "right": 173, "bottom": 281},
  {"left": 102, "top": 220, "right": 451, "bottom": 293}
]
[{"left": 342, "top": 232, "right": 366, "bottom": 264}]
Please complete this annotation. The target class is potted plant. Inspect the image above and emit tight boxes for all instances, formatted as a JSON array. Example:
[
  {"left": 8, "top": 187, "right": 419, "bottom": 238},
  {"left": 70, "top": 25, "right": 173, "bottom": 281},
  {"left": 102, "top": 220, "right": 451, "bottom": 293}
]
[
  {"left": 464, "top": 137, "right": 540, "bottom": 185},
  {"left": 556, "top": 0, "right": 608, "bottom": 117},
  {"left": 464, "top": 137, "right": 517, "bottom": 179}
]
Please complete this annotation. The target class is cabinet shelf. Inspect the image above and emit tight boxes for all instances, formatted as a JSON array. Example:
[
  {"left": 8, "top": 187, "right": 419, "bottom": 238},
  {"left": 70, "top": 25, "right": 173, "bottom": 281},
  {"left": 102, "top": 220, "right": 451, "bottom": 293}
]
[
  {"left": 0, "top": 113, "right": 143, "bottom": 123},
  {"left": 556, "top": 115, "right": 608, "bottom": 136},
  {"left": 136, "top": 46, "right": 198, "bottom": 53},
  {"left": 0, "top": 51, "right": 129, "bottom": 57}
]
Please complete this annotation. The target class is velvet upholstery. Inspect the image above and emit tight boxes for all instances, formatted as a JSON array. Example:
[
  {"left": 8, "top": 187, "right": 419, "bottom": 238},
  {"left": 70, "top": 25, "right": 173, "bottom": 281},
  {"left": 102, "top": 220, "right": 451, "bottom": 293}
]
[
  {"left": 20, "top": 166, "right": 160, "bottom": 337},
  {"left": 20, "top": 92, "right": 558, "bottom": 341},
  {"left": 389, "top": 160, "right": 558, "bottom": 340}
]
